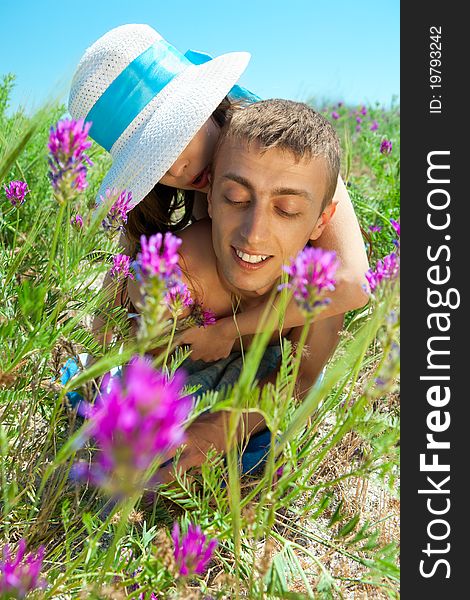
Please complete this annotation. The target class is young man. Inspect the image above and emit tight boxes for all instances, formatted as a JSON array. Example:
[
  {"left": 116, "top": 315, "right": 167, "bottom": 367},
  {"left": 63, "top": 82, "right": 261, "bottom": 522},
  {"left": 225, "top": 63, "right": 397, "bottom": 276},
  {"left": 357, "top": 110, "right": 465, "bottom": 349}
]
[{"left": 132, "top": 99, "right": 367, "bottom": 478}]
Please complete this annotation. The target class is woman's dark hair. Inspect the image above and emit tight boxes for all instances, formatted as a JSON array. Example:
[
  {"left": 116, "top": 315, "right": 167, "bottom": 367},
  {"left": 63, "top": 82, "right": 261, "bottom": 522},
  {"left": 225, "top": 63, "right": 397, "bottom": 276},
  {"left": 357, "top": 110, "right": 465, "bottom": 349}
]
[{"left": 125, "top": 96, "right": 235, "bottom": 256}]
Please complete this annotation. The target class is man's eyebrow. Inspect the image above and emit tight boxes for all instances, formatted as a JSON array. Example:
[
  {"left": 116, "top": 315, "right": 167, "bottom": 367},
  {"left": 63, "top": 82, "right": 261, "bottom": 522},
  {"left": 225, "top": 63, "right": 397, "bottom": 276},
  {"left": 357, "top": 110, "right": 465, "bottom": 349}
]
[
  {"left": 222, "top": 173, "right": 255, "bottom": 192},
  {"left": 271, "top": 186, "right": 312, "bottom": 202},
  {"left": 222, "top": 173, "right": 312, "bottom": 201}
]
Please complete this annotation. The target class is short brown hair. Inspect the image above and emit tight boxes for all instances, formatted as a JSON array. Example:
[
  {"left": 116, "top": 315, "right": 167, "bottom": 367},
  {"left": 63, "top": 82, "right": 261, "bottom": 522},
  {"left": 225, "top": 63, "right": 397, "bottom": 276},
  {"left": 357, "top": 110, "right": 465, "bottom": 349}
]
[{"left": 215, "top": 99, "right": 341, "bottom": 209}]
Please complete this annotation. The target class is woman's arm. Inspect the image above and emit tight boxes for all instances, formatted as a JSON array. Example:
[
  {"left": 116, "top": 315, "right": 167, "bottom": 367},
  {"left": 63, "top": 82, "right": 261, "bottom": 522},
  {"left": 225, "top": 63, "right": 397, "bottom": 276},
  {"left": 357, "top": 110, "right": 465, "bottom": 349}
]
[{"left": 313, "top": 176, "right": 369, "bottom": 314}]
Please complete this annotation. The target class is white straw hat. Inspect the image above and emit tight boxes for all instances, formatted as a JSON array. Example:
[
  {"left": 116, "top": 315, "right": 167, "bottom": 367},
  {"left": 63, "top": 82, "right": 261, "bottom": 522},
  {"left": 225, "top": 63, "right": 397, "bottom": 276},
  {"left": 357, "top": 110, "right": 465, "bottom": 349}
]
[{"left": 68, "top": 24, "right": 251, "bottom": 208}]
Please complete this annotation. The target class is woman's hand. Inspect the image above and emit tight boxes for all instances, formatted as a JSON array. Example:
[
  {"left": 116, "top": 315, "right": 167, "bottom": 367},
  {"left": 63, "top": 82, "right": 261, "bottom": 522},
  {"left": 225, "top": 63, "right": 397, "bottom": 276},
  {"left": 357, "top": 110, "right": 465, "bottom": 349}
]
[{"left": 176, "top": 320, "right": 235, "bottom": 362}]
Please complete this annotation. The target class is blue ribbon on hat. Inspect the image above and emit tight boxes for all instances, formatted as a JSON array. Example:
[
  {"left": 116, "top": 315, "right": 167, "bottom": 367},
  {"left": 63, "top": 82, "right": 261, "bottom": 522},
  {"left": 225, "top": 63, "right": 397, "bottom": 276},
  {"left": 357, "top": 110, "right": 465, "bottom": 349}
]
[
  {"left": 184, "top": 49, "right": 261, "bottom": 104},
  {"left": 86, "top": 41, "right": 260, "bottom": 153},
  {"left": 86, "top": 39, "right": 191, "bottom": 151}
]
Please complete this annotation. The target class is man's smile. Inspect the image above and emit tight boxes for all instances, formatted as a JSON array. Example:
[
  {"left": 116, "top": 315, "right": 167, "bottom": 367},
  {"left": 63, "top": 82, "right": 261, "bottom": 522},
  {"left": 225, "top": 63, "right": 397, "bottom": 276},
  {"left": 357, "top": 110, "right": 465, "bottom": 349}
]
[{"left": 231, "top": 245, "right": 274, "bottom": 269}]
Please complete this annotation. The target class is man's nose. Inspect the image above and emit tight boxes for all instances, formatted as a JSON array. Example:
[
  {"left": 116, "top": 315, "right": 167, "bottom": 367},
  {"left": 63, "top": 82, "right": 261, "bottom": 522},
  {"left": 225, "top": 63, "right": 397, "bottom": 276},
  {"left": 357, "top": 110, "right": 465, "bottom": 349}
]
[
  {"left": 239, "top": 204, "right": 269, "bottom": 246},
  {"left": 167, "top": 158, "right": 189, "bottom": 179}
]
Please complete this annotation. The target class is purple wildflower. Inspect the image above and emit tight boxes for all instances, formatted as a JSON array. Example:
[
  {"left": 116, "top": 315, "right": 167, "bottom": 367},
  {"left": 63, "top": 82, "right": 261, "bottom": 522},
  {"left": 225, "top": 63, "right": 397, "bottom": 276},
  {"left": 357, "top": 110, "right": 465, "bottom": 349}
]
[
  {"left": 355, "top": 125, "right": 361, "bottom": 132},
  {"left": 48, "top": 118, "right": 92, "bottom": 198},
  {"left": 369, "top": 225, "right": 382, "bottom": 233},
  {"left": 366, "top": 252, "right": 400, "bottom": 292},
  {"left": 380, "top": 139, "right": 393, "bottom": 154},
  {"left": 0, "top": 538, "right": 46, "bottom": 599},
  {"left": 281, "top": 247, "right": 339, "bottom": 315},
  {"left": 135, "top": 232, "right": 186, "bottom": 340},
  {"left": 70, "top": 214, "right": 84, "bottom": 229},
  {"left": 110, "top": 254, "right": 134, "bottom": 280},
  {"left": 370, "top": 120, "right": 379, "bottom": 131},
  {"left": 337, "top": 101, "right": 344, "bottom": 107},
  {"left": 390, "top": 218, "right": 400, "bottom": 237},
  {"left": 165, "top": 281, "right": 193, "bottom": 315},
  {"left": 3, "top": 180, "right": 29, "bottom": 207},
  {"left": 101, "top": 189, "right": 133, "bottom": 231},
  {"left": 172, "top": 522, "right": 218, "bottom": 577},
  {"left": 365, "top": 270, "right": 377, "bottom": 292},
  {"left": 377, "top": 252, "right": 400, "bottom": 277},
  {"left": 137, "top": 232, "right": 182, "bottom": 284},
  {"left": 360, "top": 106, "right": 367, "bottom": 116},
  {"left": 356, "top": 116, "right": 362, "bottom": 124},
  {"left": 177, "top": 304, "right": 217, "bottom": 332},
  {"left": 188, "top": 304, "right": 217, "bottom": 328},
  {"left": 74, "top": 357, "right": 192, "bottom": 494},
  {"left": 331, "top": 111, "right": 340, "bottom": 120},
  {"left": 201, "top": 309, "right": 216, "bottom": 327}
]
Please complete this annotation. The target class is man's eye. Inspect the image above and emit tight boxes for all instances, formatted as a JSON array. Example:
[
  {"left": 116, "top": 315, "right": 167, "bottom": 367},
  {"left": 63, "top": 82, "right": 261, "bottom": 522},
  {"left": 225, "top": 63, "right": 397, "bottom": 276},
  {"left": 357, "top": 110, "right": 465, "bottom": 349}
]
[
  {"left": 277, "top": 208, "right": 301, "bottom": 218},
  {"left": 224, "top": 196, "right": 247, "bottom": 206}
]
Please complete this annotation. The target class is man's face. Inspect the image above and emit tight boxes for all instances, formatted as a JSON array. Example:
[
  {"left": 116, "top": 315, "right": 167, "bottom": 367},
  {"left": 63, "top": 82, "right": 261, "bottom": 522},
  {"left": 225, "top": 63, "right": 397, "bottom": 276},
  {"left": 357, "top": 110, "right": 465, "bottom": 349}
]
[{"left": 208, "top": 139, "right": 333, "bottom": 297}]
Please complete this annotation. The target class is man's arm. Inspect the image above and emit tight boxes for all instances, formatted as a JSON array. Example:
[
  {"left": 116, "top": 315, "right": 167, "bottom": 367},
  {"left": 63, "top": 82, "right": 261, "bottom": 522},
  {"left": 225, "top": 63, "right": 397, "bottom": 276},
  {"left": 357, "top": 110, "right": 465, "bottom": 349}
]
[
  {"left": 289, "top": 314, "right": 344, "bottom": 399},
  {"left": 255, "top": 313, "right": 344, "bottom": 404}
]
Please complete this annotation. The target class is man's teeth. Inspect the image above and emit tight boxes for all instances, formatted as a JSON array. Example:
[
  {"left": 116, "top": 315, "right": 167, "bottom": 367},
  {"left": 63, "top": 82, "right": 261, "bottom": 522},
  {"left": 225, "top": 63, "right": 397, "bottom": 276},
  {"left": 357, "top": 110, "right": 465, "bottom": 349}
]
[{"left": 235, "top": 249, "right": 269, "bottom": 263}]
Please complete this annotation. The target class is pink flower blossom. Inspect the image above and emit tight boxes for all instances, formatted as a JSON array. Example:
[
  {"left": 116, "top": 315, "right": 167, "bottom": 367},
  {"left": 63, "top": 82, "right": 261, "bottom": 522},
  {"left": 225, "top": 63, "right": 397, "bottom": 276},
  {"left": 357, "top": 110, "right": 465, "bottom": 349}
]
[
  {"left": 366, "top": 252, "right": 400, "bottom": 292},
  {"left": 70, "top": 214, "right": 84, "bottom": 229},
  {"left": 165, "top": 281, "right": 194, "bottom": 314},
  {"left": 0, "top": 538, "right": 46, "bottom": 599},
  {"left": 3, "top": 180, "right": 29, "bottom": 207},
  {"left": 187, "top": 304, "right": 217, "bottom": 328},
  {"left": 73, "top": 357, "right": 192, "bottom": 494},
  {"left": 110, "top": 254, "right": 134, "bottom": 280},
  {"left": 172, "top": 522, "right": 218, "bottom": 577},
  {"left": 101, "top": 189, "right": 132, "bottom": 231},
  {"left": 281, "top": 247, "right": 339, "bottom": 314},
  {"left": 48, "top": 118, "right": 92, "bottom": 197},
  {"left": 137, "top": 232, "right": 182, "bottom": 284},
  {"left": 380, "top": 139, "right": 393, "bottom": 154},
  {"left": 390, "top": 218, "right": 400, "bottom": 237}
]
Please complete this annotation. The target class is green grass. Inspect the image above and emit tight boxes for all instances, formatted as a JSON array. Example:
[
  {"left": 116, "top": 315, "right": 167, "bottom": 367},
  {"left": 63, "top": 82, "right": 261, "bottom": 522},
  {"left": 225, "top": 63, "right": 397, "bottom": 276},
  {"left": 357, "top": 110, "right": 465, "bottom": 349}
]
[{"left": 0, "top": 75, "right": 400, "bottom": 599}]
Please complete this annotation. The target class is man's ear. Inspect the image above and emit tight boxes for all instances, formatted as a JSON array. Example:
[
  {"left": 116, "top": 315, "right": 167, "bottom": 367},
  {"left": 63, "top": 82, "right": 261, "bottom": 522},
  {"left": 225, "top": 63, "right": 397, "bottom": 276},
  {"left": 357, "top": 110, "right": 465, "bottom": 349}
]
[
  {"left": 207, "top": 173, "right": 213, "bottom": 219},
  {"left": 309, "top": 202, "right": 337, "bottom": 241}
]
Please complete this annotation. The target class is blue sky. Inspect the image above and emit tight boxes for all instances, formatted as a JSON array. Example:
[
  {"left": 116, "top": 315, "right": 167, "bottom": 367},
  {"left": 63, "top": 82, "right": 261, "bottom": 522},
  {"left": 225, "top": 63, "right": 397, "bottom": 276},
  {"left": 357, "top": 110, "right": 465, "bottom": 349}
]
[{"left": 0, "top": 0, "right": 399, "bottom": 113}]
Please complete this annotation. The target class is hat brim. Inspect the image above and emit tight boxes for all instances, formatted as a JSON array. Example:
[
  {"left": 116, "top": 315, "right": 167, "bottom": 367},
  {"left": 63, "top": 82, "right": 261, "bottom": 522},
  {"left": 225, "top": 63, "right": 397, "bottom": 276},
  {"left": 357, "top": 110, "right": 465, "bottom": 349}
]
[{"left": 95, "top": 51, "right": 250, "bottom": 209}]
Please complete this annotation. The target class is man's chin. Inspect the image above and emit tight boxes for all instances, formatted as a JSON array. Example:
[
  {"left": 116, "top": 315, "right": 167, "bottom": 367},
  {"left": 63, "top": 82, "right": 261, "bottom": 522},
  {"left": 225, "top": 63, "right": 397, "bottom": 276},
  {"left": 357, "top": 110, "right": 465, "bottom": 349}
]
[{"left": 226, "top": 273, "right": 276, "bottom": 297}]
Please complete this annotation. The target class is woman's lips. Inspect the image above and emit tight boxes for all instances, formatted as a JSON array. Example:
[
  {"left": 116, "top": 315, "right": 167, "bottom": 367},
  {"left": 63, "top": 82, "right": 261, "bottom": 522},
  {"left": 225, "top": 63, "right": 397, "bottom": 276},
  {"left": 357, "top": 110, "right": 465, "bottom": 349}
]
[
  {"left": 231, "top": 246, "right": 273, "bottom": 271},
  {"left": 190, "top": 167, "right": 210, "bottom": 190}
]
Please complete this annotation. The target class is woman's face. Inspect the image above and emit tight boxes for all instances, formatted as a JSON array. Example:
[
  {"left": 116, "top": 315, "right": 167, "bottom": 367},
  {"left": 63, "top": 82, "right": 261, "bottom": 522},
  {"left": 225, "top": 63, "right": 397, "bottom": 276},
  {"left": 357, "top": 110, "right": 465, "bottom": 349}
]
[{"left": 159, "top": 118, "right": 220, "bottom": 193}]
